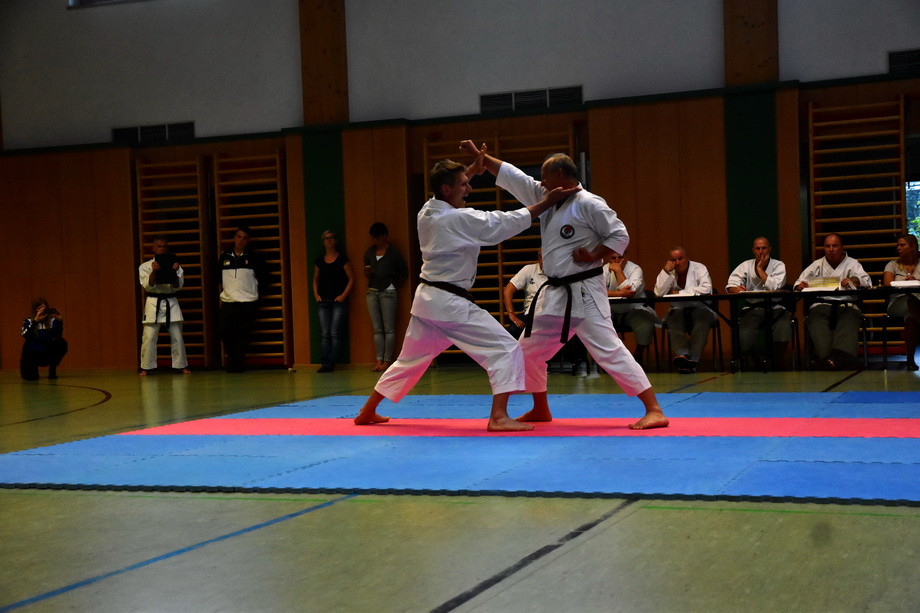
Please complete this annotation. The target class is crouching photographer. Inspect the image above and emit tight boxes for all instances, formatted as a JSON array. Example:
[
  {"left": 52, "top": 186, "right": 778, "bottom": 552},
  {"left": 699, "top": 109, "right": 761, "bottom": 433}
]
[{"left": 21, "top": 297, "right": 68, "bottom": 381}]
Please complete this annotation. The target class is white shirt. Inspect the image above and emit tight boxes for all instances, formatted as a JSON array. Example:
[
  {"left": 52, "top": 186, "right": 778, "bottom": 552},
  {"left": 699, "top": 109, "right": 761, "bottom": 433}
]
[
  {"left": 654, "top": 261, "right": 712, "bottom": 309},
  {"left": 794, "top": 254, "right": 871, "bottom": 304},
  {"left": 411, "top": 197, "right": 531, "bottom": 322},
  {"left": 509, "top": 263, "right": 548, "bottom": 312},
  {"left": 606, "top": 260, "right": 647, "bottom": 315},
  {"left": 726, "top": 258, "right": 787, "bottom": 293},
  {"left": 139, "top": 257, "right": 184, "bottom": 323},
  {"left": 496, "top": 162, "right": 628, "bottom": 319}
]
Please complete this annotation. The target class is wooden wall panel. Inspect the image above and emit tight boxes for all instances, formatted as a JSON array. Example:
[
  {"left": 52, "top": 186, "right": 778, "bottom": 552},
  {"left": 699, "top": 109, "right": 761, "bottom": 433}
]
[
  {"left": 341, "top": 125, "right": 412, "bottom": 366},
  {"left": 299, "top": 0, "right": 349, "bottom": 125},
  {"left": 632, "top": 102, "right": 683, "bottom": 276},
  {"left": 94, "top": 149, "right": 138, "bottom": 368},
  {"left": 0, "top": 148, "right": 135, "bottom": 371},
  {"left": 588, "top": 106, "right": 638, "bottom": 255},
  {"left": 678, "top": 97, "right": 729, "bottom": 292},
  {"left": 285, "top": 133, "right": 311, "bottom": 366},
  {"left": 723, "top": 0, "right": 778, "bottom": 86},
  {"left": 775, "top": 87, "right": 803, "bottom": 274}
]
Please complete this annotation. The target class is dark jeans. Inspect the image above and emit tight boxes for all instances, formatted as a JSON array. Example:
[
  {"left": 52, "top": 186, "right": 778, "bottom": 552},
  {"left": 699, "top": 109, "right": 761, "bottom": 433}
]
[
  {"left": 220, "top": 301, "right": 258, "bottom": 372},
  {"left": 317, "top": 300, "right": 347, "bottom": 367},
  {"left": 21, "top": 339, "right": 68, "bottom": 380}
]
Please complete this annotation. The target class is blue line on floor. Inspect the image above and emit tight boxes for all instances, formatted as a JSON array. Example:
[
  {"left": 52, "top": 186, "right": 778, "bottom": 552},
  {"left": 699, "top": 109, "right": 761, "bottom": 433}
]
[{"left": 0, "top": 494, "right": 358, "bottom": 612}]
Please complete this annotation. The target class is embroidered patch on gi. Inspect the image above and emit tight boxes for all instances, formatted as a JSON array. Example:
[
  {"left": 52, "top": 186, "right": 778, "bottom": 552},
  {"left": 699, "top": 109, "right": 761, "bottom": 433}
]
[{"left": 560, "top": 224, "right": 575, "bottom": 239}]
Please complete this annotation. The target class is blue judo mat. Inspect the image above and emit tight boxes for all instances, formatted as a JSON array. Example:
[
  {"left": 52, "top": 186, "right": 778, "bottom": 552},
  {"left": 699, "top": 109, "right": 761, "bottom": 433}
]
[{"left": 1, "top": 392, "right": 919, "bottom": 504}]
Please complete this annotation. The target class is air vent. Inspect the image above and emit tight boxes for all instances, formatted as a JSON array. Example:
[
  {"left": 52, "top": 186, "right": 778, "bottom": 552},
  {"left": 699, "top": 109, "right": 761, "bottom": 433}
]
[
  {"left": 889, "top": 48, "right": 920, "bottom": 74},
  {"left": 111, "top": 121, "right": 195, "bottom": 145},
  {"left": 68, "top": 0, "right": 160, "bottom": 9},
  {"left": 480, "top": 86, "right": 582, "bottom": 114},
  {"left": 549, "top": 86, "right": 583, "bottom": 108},
  {"left": 139, "top": 124, "right": 168, "bottom": 144},
  {"left": 514, "top": 89, "right": 548, "bottom": 111},
  {"left": 480, "top": 92, "right": 514, "bottom": 114},
  {"left": 112, "top": 127, "right": 139, "bottom": 145},
  {"left": 166, "top": 122, "right": 195, "bottom": 141}
]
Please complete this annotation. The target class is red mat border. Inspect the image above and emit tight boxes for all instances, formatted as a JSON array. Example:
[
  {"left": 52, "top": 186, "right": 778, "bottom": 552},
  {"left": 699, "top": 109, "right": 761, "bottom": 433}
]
[{"left": 121, "top": 417, "right": 920, "bottom": 438}]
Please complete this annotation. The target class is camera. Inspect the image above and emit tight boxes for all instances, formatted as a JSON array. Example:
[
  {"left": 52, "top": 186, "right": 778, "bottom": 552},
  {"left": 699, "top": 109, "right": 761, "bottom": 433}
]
[{"left": 44, "top": 307, "right": 59, "bottom": 315}]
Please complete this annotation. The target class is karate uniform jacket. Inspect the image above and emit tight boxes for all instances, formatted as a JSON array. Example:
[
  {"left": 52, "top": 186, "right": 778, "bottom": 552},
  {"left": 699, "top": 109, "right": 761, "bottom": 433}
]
[
  {"left": 411, "top": 197, "right": 531, "bottom": 322},
  {"left": 496, "top": 162, "right": 628, "bottom": 320},
  {"left": 139, "top": 258, "right": 184, "bottom": 324}
]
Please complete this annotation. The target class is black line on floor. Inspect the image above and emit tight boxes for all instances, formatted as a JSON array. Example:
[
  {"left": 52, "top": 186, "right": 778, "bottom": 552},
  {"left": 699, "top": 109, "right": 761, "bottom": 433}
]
[
  {"left": 822, "top": 369, "right": 863, "bottom": 392},
  {"left": 429, "top": 498, "right": 639, "bottom": 613},
  {"left": 0, "top": 385, "right": 113, "bottom": 427}
]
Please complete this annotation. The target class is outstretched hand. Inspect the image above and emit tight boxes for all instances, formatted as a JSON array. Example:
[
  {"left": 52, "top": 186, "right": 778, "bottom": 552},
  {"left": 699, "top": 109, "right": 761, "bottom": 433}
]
[{"left": 545, "top": 185, "right": 580, "bottom": 205}]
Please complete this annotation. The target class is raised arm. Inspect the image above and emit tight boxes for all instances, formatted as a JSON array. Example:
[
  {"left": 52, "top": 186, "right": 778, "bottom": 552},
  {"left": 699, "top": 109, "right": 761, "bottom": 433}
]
[{"left": 460, "top": 140, "right": 503, "bottom": 176}]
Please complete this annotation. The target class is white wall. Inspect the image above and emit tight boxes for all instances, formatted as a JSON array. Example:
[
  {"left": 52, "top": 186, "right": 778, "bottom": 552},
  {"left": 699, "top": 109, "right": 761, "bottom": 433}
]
[
  {"left": 778, "top": 0, "right": 920, "bottom": 83},
  {"left": 344, "top": 0, "right": 725, "bottom": 122},
  {"left": 0, "top": 0, "right": 303, "bottom": 149},
  {"left": 1, "top": 0, "right": 918, "bottom": 150}
]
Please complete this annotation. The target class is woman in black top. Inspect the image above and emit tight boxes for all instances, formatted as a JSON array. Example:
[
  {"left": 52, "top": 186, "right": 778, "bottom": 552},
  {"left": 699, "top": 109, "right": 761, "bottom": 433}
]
[
  {"left": 364, "top": 222, "right": 408, "bottom": 371},
  {"left": 313, "top": 230, "right": 354, "bottom": 372}
]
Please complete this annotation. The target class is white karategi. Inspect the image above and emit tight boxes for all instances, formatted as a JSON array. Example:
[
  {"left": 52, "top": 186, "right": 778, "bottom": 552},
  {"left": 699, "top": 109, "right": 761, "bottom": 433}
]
[
  {"left": 496, "top": 162, "right": 651, "bottom": 396},
  {"left": 606, "top": 261, "right": 660, "bottom": 348},
  {"left": 139, "top": 258, "right": 187, "bottom": 370},
  {"left": 726, "top": 258, "right": 790, "bottom": 352},
  {"left": 374, "top": 197, "right": 532, "bottom": 403},
  {"left": 795, "top": 254, "right": 871, "bottom": 359},
  {"left": 655, "top": 261, "right": 716, "bottom": 362}
]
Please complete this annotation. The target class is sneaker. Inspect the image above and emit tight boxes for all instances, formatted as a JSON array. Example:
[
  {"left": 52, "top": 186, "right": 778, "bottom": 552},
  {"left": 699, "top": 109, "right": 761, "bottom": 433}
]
[{"left": 672, "top": 355, "right": 691, "bottom": 370}]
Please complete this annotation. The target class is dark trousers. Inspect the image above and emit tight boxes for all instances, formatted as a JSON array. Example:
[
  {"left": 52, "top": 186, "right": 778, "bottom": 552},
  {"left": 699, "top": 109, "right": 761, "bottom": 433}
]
[
  {"left": 220, "top": 302, "right": 257, "bottom": 372},
  {"left": 21, "top": 339, "right": 68, "bottom": 380}
]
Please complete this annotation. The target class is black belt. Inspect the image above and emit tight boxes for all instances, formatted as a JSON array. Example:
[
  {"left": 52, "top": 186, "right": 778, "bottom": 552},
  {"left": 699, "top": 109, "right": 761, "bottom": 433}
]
[
  {"left": 151, "top": 293, "right": 177, "bottom": 325},
  {"left": 524, "top": 266, "right": 604, "bottom": 343},
  {"left": 419, "top": 278, "right": 475, "bottom": 303}
]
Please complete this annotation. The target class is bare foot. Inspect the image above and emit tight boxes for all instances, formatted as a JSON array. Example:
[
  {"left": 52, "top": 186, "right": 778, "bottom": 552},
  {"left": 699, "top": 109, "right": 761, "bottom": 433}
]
[
  {"left": 628, "top": 411, "right": 669, "bottom": 430},
  {"left": 372, "top": 361, "right": 384, "bottom": 371},
  {"left": 354, "top": 413, "right": 390, "bottom": 425},
  {"left": 381, "top": 362, "right": 391, "bottom": 372},
  {"left": 138, "top": 370, "right": 148, "bottom": 377},
  {"left": 181, "top": 369, "right": 192, "bottom": 375},
  {"left": 487, "top": 416, "right": 534, "bottom": 431},
  {"left": 515, "top": 409, "right": 553, "bottom": 422}
]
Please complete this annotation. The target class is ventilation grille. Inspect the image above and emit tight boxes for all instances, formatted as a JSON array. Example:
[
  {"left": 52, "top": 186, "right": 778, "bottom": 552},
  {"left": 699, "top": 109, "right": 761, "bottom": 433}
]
[
  {"left": 889, "top": 49, "right": 920, "bottom": 74},
  {"left": 480, "top": 86, "right": 583, "bottom": 114},
  {"left": 112, "top": 122, "right": 195, "bottom": 145},
  {"left": 68, "top": 0, "right": 160, "bottom": 9}
]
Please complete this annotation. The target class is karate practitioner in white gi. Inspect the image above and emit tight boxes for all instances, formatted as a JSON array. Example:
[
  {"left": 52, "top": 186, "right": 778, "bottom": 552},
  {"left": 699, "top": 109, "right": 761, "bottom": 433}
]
[
  {"left": 605, "top": 252, "right": 661, "bottom": 365},
  {"left": 794, "top": 233, "right": 871, "bottom": 369},
  {"left": 459, "top": 141, "right": 668, "bottom": 430},
  {"left": 354, "top": 154, "right": 580, "bottom": 431},
  {"left": 138, "top": 237, "right": 190, "bottom": 375},
  {"left": 725, "top": 237, "right": 791, "bottom": 361}
]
